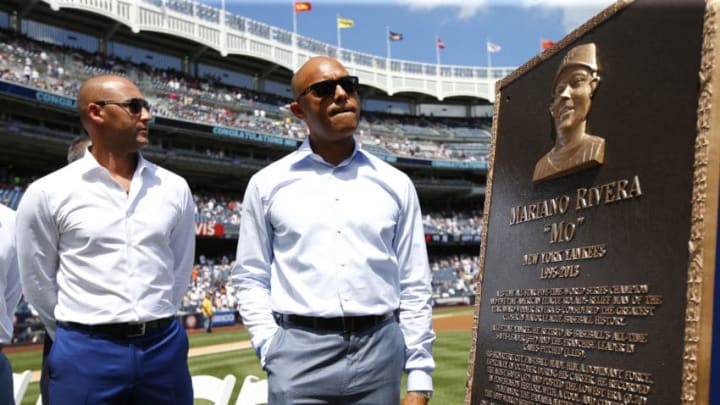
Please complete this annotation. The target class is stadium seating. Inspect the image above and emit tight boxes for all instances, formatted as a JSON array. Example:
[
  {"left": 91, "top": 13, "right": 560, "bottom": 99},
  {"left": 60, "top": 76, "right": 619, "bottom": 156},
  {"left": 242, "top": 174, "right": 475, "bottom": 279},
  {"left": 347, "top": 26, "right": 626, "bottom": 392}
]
[
  {"left": 191, "top": 373, "right": 237, "bottom": 405},
  {"left": 0, "top": 29, "right": 492, "bottom": 164},
  {"left": 12, "top": 369, "right": 32, "bottom": 405},
  {"left": 235, "top": 374, "right": 268, "bottom": 405}
]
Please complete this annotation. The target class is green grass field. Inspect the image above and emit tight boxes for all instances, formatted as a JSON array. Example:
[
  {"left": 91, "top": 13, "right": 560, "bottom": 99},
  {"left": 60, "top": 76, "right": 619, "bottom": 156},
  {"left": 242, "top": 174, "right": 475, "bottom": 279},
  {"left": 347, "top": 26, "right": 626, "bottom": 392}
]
[{"left": 8, "top": 312, "right": 473, "bottom": 405}]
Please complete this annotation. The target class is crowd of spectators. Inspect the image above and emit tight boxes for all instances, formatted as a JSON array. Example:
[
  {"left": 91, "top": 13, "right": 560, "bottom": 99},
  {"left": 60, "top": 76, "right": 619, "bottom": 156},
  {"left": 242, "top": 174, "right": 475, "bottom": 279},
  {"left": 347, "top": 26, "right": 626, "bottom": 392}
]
[
  {"left": 194, "top": 192, "right": 244, "bottom": 226},
  {"left": 430, "top": 254, "right": 478, "bottom": 301},
  {"left": 0, "top": 28, "right": 492, "bottom": 163}
]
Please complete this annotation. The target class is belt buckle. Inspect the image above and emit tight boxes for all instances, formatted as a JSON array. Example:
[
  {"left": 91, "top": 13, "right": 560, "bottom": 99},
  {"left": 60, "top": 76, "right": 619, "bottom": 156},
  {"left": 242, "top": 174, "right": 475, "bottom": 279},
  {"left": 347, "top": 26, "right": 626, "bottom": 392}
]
[{"left": 127, "top": 322, "right": 146, "bottom": 338}]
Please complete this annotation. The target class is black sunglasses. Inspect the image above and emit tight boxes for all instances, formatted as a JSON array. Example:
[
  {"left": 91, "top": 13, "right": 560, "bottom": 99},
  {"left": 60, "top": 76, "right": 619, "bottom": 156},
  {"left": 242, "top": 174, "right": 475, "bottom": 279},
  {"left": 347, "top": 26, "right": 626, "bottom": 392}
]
[
  {"left": 94, "top": 98, "right": 152, "bottom": 114},
  {"left": 297, "top": 76, "right": 359, "bottom": 100}
]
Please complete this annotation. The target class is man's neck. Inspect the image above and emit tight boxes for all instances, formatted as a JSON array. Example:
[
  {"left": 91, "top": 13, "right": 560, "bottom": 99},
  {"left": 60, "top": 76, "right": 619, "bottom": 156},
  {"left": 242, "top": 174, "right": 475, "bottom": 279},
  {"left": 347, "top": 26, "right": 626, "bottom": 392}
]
[
  {"left": 309, "top": 136, "right": 355, "bottom": 166},
  {"left": 92, "top": 148, "right": 139, "bottom": 182}
]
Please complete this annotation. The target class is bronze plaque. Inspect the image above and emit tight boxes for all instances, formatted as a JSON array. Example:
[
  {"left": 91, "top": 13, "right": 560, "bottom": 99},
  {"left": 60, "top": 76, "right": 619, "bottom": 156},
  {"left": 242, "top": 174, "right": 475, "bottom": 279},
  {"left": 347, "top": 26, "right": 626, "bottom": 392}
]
[{"left": 466, "top": 0, "right": 720, "bottom": 404}]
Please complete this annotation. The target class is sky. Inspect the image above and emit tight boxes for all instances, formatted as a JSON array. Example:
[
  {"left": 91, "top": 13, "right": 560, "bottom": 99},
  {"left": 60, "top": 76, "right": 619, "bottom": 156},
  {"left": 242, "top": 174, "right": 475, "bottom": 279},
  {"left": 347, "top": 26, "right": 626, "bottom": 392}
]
[{"left": 202, "top": 0, "right": 615, "bottom": 68}]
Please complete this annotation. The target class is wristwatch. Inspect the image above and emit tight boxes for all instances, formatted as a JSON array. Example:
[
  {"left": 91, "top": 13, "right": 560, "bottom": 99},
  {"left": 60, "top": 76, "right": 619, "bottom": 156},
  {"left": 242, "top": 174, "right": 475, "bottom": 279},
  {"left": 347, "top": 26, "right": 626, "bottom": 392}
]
[{"left": 410, "top": 391, "right": 433, "bottom": 400}]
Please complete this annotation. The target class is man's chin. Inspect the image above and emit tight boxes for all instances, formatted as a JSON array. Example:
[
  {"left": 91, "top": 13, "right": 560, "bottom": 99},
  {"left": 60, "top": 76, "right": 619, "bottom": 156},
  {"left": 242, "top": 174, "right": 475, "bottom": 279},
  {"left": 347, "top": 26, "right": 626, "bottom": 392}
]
[{"left": 136, "top": 137, "right": 150, "bottom": 149}]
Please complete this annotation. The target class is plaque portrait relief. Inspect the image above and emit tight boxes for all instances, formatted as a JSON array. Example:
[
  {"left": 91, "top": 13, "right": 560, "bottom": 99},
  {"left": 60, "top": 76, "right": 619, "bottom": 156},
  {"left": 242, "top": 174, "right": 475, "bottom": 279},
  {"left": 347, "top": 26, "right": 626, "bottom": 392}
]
[{"left": 533, "top": 43, "right": 606, "bottom": 183}]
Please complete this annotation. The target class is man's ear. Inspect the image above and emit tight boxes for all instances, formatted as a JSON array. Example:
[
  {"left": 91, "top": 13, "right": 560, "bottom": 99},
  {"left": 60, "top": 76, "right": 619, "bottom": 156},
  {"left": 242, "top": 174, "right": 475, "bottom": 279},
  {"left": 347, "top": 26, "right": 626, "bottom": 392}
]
[
  {"left": 87, "top": 103, "right": 104, "bottom": 125},
  {"left": 290, "top": 101, "right": 306, "bottom": 120}
]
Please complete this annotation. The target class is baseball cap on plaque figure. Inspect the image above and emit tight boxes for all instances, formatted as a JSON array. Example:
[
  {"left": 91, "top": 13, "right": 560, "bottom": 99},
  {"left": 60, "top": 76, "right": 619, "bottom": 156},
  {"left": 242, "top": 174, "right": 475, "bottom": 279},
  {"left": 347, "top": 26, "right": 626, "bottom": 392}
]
[{"left": 533, "top": 43, "right": 606, "bottom": 183}]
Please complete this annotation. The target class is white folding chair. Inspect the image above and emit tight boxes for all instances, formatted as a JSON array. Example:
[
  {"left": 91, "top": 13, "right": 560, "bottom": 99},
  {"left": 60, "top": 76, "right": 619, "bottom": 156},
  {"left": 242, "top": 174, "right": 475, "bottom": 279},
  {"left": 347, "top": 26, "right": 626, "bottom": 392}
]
[
  {"left": 235, "top": 374, "right": 268, "bottom": 405},
  {"left": 192, "top": 374, "right": 237, "bottom": 405},
  {"left": 12, "top": 370, "right": 32, "bottom": 405}
]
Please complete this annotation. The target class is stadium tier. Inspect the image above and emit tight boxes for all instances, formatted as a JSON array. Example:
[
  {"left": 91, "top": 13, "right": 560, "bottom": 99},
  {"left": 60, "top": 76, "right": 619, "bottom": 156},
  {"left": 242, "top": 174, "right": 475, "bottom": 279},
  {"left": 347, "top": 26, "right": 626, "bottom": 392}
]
[{"left": 0, "top": 0, "right": 491, "bottom": 343}]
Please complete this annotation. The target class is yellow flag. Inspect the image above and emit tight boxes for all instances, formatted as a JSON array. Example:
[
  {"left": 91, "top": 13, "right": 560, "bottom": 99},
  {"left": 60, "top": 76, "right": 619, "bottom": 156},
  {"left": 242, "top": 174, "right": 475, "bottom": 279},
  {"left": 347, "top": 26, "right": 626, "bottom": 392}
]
[{"left": 337, "top": 17, "right": 354, "bottom": 29}]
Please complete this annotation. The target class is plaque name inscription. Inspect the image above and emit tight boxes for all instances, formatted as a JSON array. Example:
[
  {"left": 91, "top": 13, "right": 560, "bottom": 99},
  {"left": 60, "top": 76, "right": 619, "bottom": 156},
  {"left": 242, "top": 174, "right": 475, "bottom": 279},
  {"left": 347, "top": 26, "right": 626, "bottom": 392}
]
[{"left": 482, "top": 173, "right": 661, "bottom": 402}]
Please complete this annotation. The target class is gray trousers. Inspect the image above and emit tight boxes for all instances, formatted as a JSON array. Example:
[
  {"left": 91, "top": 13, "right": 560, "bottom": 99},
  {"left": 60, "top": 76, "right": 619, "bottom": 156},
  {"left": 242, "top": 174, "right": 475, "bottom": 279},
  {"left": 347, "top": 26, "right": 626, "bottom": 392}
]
[{"left": 264, "top": 317, "right": 405, "bottom": 404}]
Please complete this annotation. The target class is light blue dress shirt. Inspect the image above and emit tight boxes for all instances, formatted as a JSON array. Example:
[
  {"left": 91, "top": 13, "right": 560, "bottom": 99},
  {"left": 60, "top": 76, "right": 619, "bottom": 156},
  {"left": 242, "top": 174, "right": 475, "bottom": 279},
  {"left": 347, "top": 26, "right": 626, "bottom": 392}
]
[{"left": 232, "top": 138, "right": 436, "bottom": 391}]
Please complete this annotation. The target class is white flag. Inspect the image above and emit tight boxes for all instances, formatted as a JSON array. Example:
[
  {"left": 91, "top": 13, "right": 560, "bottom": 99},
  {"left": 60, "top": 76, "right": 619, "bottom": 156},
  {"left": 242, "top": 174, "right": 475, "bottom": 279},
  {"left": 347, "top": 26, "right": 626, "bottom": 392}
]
[{"left": 487, "top": 40, "right": 502, "bottom": 53}]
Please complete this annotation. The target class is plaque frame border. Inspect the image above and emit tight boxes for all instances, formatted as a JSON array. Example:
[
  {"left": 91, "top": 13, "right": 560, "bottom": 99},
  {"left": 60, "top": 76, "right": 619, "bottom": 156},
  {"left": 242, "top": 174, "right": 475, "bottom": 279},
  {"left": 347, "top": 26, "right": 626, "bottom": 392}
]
[{"left": 464, "top": 1, "right": 719, "bottom": 404}]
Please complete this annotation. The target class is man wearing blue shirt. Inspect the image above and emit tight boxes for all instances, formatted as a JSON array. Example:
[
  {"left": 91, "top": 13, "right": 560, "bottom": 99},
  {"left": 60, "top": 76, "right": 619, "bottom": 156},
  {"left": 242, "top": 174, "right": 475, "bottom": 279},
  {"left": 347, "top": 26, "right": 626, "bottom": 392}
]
[{"left": 232, "top": 56, "right": 435, "bottom": 404}]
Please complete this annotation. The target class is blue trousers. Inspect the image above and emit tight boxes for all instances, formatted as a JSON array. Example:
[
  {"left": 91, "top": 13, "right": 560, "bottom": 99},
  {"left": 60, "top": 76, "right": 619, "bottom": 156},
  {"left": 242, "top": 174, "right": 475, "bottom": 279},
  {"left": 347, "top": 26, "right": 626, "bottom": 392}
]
[
  {"left": 0, "top": 352, "right": 13, "bottom": 405},
  {"left": 48, "top": 318, "right": 192, "bottom": 405},
  {"left": 264, "top": 317, "right": 405, "bottom": 404}
]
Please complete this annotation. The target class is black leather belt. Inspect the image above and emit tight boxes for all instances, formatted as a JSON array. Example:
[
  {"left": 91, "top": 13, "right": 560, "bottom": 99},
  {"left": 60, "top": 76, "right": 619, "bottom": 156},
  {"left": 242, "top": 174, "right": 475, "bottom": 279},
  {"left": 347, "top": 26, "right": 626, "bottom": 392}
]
[
  {"left": 59, "top": 316, "right": 175, "bottom": 339},
  {"left": 275, "top": 312, "right": 395, "bottom": 333}
]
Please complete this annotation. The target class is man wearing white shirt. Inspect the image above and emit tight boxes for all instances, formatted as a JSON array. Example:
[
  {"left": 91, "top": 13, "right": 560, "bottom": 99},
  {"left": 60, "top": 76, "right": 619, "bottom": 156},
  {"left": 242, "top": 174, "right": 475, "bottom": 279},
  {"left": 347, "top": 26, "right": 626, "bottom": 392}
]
[
  {"left": 232, "top": 56, "right": 435, "bottom": 404},
  {"left": 37, "top": 132, "right": 93, "bottom": 405},
  {"left": 16, "top": 74, "right": 196, "bottom": 404},
  {"left": 0, "top": 203, "right": 21, "bottom": 405}
]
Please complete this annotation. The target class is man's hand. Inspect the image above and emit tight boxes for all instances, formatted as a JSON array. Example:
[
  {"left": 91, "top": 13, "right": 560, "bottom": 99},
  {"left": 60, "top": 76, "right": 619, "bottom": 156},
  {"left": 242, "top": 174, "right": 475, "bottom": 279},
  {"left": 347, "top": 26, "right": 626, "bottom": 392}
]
[{"left": 402, "top": 392, "right": 429, "bottom": 405}]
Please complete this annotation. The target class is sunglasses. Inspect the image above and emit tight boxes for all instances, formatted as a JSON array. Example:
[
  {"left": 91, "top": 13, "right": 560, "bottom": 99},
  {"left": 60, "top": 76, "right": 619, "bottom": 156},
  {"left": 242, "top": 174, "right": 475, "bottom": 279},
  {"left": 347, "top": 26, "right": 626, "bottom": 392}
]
[
  {"left": 297, "top": 76, "right": 359, "bottom": 100},
  {"left": 94, "top": 98, "right": 152, "bottom": 114}
]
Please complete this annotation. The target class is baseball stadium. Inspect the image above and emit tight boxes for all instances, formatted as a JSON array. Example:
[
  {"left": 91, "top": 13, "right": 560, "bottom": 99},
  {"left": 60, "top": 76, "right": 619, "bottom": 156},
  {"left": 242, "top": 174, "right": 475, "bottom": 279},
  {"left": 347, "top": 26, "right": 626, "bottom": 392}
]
[{"left": 0, "top": 0, "right": 516, "bottom": 403}]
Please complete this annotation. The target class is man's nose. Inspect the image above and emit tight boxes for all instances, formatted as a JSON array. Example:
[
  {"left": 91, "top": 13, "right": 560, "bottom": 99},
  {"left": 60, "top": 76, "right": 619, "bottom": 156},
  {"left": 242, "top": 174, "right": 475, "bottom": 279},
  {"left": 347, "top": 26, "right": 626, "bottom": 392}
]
[
  {"left": 140, "top": 106, "right": 153, "bottom": 121},
  {"left": 334, "top": 84, "right": 349, "bottom": 100}
]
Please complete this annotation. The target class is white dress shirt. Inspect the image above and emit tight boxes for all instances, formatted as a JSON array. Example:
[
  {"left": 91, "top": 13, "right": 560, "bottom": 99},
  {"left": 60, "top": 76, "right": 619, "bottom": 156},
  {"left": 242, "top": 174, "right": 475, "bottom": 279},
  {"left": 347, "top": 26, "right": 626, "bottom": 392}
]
[
  {"left": 232, "top": 138, "right": 436, "bottom": 391},
  {"left": 0, "top": 204, "right": 21, "bottom": 344},
  {"left": 16, "top": 152, "right": 195, "bottom": 338}
]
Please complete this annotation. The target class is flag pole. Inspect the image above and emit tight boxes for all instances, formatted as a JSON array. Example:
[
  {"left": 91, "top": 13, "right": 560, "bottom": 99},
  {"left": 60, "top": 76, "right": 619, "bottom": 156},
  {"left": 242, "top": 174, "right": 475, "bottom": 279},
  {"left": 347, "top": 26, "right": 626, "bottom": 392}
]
[
  {"left": 293, "top": 2, "right": 297, "bottom": 34},
  {"left": 220, "top": 0, "right": 225, "bottom": 27},
  {"left": 435, "top": 35, "right": 440, "bottom": 65},
  {"left": 386, "top": 26, "right": 391, "bottom": 59},
  {"left": 487, "top": 40, "right": 492, "bottom": 68},
  {"left": 337, "top": 13, "right": 342, "bottom": 50}
]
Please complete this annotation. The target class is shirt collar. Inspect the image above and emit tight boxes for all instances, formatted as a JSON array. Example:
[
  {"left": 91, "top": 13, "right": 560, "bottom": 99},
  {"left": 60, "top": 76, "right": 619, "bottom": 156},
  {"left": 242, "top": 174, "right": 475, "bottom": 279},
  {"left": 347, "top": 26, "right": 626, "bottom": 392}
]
[
  {"left": 76, "top": 151, "right": 150, "bottom": 177},
  {"left": 291, "top": 137, "right": 370, "bottom": 168}
]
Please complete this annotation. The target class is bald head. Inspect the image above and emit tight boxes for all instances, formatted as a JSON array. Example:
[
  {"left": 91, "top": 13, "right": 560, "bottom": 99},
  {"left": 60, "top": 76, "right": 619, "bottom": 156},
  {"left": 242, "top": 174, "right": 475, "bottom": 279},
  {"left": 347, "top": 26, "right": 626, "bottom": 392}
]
[
  {"left": 77, "top": 75, "right": 138, "bottom": 127},
  {"left": 291, "top": 56, "right": 348, "bottom": 100}
]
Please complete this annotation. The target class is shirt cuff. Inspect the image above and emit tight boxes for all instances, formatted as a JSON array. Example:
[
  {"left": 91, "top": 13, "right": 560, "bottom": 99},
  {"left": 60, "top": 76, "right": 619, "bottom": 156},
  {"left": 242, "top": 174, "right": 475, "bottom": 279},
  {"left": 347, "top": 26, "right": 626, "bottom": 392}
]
[
  {"left": 406, "top": 369, "right": 433, "bottom": 392},
  {"left": 258, "top": 327, "right": 279, "bottom": 367}
]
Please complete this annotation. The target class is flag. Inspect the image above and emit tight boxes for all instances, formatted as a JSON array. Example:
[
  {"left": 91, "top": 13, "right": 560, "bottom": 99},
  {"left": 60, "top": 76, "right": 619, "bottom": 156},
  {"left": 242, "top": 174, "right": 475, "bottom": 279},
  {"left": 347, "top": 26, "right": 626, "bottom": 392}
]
[
  {"left": 337, "top": 17, "right": 354, "bottom": 29},
  {"left": 437, "top": 37, "right": 445, "bottom": 49},
  {"left": 487, "top": 40, "right": 501, "bottom": 53},
  {"left": 294, "top": 2, "right": 311, "bottom": 12},
  {"left": 541, "top": 39, "right": 555, "bottom": 50},
  {"left": 389, "top": 31, "right": 403, "bottom": 41}
]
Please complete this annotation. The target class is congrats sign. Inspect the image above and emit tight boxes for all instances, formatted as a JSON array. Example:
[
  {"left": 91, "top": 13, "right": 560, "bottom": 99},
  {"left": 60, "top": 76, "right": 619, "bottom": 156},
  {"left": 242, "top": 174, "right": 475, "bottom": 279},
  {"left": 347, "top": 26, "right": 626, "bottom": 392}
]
[{"left": 466, "top": 1, "right": 719, "bottom": 404}]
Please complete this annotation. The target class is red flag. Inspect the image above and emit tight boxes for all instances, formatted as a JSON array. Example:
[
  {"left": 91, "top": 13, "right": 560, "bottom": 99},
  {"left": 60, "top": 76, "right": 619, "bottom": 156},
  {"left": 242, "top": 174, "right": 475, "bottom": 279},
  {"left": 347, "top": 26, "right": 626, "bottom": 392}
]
[
  {"left": 389, "top": 31, "right": 403, "bottom": 41},
  {"left": 437, "top": 37, "right": 445, "bottom": 49},
  {"left": 294, "top": 2, "right": 311, "bottom": 12},
  {"left": 541, "top": 39, "right": 555, "bottom": 50}
]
